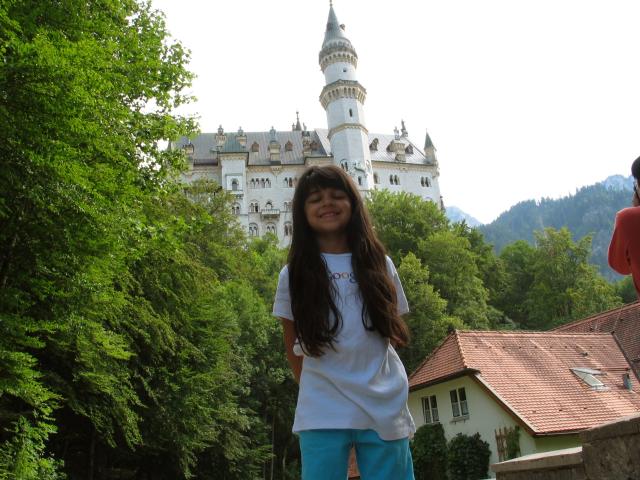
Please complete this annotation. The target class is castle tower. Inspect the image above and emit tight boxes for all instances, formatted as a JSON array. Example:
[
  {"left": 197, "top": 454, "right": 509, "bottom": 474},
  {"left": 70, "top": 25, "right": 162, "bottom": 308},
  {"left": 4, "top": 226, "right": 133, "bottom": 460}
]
[{"left": 318, "top": 3, "right": 374, "bottom": 190}]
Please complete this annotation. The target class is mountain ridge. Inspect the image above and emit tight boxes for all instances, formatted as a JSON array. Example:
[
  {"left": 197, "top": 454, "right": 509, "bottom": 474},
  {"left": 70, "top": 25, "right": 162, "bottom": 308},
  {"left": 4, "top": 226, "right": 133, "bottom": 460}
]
[{"left": 478, "top": 174, "right": 633, "bottom": 281}]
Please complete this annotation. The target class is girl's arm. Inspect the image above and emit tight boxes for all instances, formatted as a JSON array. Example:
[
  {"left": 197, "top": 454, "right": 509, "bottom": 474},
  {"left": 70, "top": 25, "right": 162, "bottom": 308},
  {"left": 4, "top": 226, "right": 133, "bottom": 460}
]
[{"left": 279, "top": 318, "right": 303, "bottom": 384}]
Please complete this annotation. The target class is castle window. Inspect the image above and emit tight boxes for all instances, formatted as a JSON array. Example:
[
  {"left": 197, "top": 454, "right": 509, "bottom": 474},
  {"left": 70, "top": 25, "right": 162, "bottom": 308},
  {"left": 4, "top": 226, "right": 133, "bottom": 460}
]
[
  {"left": 265, "top": 201, "right": 273, "bottom": 210},
  {"left": 249, "top": 201, "right": 259, "bottom": 213},
  {"left": 284, "top": 201, "right": 292, "bottom": 211},
  {"left": 341, "top": 160, "right": 348, "bottom": 172},
  {"left": 285, "top": 140, "right": 293, "bottom": 152},
  {"left": 349, "top": 108, "right": 353, "bottom": 118},
  {"left": 251, "top": 142, "right": 259, "bottom": 152},
  {"left": 394, "top": 175, "right": 400, "bottom": 185},
  {"left": 260, "top": 178, "right": 265, "bottom": 188},
  {"left": 265, "top": 178, "right": 271, "bottom": 188},
  {"left": 232, "top": 203, "right": 240, "bottom": 215},
  {"left": 250, "top": 179, "right": 256, "bottom": 189},
  {"left": 248, "top": 223, "right": 259, "bottom": 236},
  {"left": 357, "top": 176, "right": 362, "bottom": 186},
  {"left": 266, "top": 223, "right": 277, "bottom": 236},
  {"left": 374, "top": 173, "right": 379, "bottom": 184},
  {"left": 370, "top": 138, "right": 379, "bottom": 151},
  {"left": 310, "top": 141, "right": 319, "bottom": 151},
  {"left": 284, "top": 222, "right": 293, "bottom": 236},
  {"left": 231, "top": 179, "right": 239, "bottom": 191},
  {"left": 389, "top": 174, "right": 394, "bottom": 184},
  {"left": 405, "top": 145, "right": 414, "bottom": 154}
]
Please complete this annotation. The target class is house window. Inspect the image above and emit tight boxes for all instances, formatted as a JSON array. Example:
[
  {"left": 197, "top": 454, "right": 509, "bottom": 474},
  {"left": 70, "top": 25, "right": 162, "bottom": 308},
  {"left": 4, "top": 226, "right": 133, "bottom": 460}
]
[
  {"left": 421, "top": 395, "right": 439, "bottom": 424},
  {"left": 450, "top": 388, "right": 468, "bottom": 418}
]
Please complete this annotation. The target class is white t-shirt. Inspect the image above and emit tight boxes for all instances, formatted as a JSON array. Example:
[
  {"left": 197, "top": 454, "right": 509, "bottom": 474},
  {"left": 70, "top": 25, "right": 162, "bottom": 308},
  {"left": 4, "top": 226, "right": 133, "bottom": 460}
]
[{"left": 272, "top": 253, "right": 415, "bottom": 441}]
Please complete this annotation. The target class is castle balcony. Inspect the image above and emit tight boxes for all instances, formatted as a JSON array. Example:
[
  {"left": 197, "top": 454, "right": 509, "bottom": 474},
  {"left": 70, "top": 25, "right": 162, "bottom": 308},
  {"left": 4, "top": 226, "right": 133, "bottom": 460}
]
[{"left": 261, "top": 208, "right": 281, "bottom": 219}]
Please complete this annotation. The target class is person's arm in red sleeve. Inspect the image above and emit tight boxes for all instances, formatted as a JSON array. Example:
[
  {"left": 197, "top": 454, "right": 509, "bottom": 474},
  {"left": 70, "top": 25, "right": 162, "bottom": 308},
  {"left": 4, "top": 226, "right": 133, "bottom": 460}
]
[
  {"left": 608, "top": 209, "right": 632, "bottom": 275},
  {"left": 609, "top": 207, "right": 640, "bottom": 296}
]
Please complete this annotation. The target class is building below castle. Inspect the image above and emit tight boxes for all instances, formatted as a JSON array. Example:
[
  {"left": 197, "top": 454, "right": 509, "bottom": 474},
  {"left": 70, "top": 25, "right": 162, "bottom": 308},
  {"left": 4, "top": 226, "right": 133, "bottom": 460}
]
[{"left": 173, "top": 4, "right": 443, "bottom": 246}]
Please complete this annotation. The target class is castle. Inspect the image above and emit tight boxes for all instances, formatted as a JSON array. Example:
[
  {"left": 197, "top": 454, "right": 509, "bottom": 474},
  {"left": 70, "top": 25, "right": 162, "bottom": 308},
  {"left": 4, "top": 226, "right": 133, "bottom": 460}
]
[{"left": 173, "top": 3, "right": 442, "bottom": 246}]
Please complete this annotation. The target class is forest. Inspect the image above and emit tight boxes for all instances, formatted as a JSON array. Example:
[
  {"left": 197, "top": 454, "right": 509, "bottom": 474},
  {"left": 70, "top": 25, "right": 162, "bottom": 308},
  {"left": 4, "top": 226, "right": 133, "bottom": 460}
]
[
  {"left": 480, "top": 177, "right": 634, "bottom": 281},
  {"left": 0, "top": 1, "right": 634, "bottom": 479}
]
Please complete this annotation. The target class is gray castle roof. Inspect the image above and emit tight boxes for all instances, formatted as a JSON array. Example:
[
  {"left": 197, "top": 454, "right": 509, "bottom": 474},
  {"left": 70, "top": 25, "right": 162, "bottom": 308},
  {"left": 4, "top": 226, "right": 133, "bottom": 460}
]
[{"left": 174, "top": 129, "right": 435, "bottom": 167}]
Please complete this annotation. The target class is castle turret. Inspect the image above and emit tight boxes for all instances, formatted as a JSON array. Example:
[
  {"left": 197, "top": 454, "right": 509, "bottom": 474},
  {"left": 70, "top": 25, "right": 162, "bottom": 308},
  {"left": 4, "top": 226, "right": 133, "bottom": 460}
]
[
  {"left": 424, "top": 129, "right": 438, "bottom": 166},
  {"left": 318, "top": 3, "right": 373, "bottom": 190}
]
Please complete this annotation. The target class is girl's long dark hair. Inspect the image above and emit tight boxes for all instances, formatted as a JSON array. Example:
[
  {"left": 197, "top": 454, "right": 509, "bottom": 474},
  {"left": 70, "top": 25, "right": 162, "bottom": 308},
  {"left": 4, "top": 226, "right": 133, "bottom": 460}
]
[{"left": 288, "top": 165, "right": 410, "bottom": 356}]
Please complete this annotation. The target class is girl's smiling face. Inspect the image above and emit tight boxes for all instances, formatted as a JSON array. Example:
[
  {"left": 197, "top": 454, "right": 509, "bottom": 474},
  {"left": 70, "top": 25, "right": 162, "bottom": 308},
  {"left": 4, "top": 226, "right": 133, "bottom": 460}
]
[{"left": 304, "top": 187, "right": 352, "bottom": 236}]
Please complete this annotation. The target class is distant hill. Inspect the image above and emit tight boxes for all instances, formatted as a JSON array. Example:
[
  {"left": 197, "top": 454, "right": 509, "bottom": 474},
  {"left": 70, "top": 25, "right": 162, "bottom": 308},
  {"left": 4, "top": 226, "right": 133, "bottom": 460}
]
[
  {"left": 479, "top": 175, "right": 634, "bottom": 281},
  {"left": 446, "top": 206, "right": 482, "bottom": 227}
]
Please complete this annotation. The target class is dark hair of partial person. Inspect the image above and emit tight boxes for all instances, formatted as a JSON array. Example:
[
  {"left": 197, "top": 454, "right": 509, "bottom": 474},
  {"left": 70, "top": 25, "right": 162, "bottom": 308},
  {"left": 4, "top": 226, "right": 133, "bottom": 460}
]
[
  {"left": 632, "top": 155, "right": 640, "bottom": 181},
  {"left": 287, "top": 164, "right": 410, "bottom": 356}
]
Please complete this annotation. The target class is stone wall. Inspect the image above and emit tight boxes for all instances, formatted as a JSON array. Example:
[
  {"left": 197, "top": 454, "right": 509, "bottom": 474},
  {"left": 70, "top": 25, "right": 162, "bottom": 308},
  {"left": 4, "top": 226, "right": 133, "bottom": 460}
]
[
  {"left": 492, "top": 413, "right": 640, "bottom": 480},
  {"left": 581, "top": 413, "right": 640, "bottom": 480}
]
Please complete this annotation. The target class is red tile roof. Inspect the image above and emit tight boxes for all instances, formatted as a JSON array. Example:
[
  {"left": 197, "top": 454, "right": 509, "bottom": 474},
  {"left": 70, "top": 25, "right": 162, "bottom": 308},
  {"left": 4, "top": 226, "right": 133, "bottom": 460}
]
[
  {"left": 409, "top": 330, "right": 640, "bottom": 435},
  {"left": 553, "top": 301, "right": 640, "bottom": 380}
]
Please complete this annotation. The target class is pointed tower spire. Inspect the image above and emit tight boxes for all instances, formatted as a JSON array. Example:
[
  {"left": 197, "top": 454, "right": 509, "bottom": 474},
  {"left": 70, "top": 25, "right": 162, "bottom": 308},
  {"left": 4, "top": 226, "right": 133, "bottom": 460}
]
[
  {"left": 321, "top": 2, "right": 354, "bottom": 54},
  {"left": 318, "top": 4, "right": 373, "bottom": 190},
  {"left": 295, "top": 111, "right": 302, "bottom": 131},
  {"left": 424, "top": 129, "right": 434, "bottom": 150}
]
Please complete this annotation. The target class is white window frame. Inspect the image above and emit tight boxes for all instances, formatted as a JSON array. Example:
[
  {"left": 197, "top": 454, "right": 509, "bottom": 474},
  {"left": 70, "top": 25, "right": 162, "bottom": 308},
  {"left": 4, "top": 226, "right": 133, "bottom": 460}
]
[
  {"left": 421, "top": 395, "right": 439, "bottom": 425},
  {"left": 450, "top": 387, "right": 469, "bottom": 419}
]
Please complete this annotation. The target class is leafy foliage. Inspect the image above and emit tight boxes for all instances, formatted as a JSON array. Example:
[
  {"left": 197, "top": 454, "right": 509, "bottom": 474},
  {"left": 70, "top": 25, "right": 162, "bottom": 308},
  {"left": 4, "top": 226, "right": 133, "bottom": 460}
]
[
  {"left": 446, "top": 433, "right": 491, "bottom": 480},
  {"left": 480, "top": 178, "right": 634, "bottom": 280},
  {"left": 411, "top": 423, "right": 448, "bottom": 480},
  {"left": 495, "top": 228, "right": 621, "bottom": 329}
]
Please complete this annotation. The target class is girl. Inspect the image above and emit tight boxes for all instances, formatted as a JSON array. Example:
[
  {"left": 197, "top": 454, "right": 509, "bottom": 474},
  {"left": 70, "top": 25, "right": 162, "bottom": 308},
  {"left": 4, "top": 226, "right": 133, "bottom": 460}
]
[{"left": 273, "top": 165, "right": 415, "bottom": 480}]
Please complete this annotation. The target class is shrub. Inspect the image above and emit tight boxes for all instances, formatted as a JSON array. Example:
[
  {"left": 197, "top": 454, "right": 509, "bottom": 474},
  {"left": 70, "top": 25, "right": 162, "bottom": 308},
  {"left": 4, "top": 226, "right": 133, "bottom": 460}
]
[
  {"left": 411, "top": 423, "right": 448, "bottom": 480},
  {"left": 447, "top": 432, "right": 491, "bottom": 480}
]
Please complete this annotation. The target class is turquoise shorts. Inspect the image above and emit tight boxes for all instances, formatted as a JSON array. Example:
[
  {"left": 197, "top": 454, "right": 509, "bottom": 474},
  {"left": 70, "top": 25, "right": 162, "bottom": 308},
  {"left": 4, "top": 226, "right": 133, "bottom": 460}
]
[{"left": 298, "top": 429, "right": 414, "bottom": 480}]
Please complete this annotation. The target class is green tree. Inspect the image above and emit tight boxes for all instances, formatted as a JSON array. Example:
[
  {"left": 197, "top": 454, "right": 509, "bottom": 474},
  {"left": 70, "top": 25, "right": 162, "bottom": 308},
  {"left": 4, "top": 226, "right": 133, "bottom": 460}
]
[
  {"left": 367, "top": 191, "right": 495, "bottom": 330},
  {"left": 0, "top": 0, "right": 197, "bottom": 477},
  {"left": 397, "top": 253, "right": 463, "bottom": 373},
  {"left": 447, "top": 433, "right": 491, "bottom": 480},
  {"left": 418, "top": 231, "right": 491, "bottom": 329},
  {"left": 366, "top": 190, "right": 448, "bottom": 260},
  {"left": 411, "top": 423, "right": 449, "bottom": 480},
  {"left": 525, "top": 228, "right": 621, "bottom": 329},
  {"left": 496, "top": 240, "right": 537, "bottom": 326}
]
